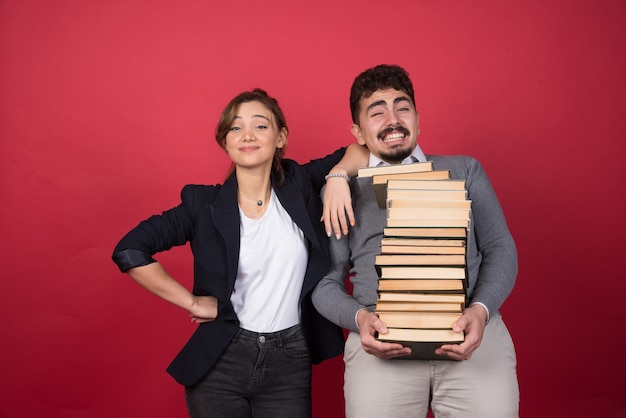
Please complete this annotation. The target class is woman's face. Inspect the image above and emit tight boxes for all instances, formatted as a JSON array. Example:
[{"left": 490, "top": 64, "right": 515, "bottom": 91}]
[{"left": 224, "top": 100, "right": 287, "bottom": 170}]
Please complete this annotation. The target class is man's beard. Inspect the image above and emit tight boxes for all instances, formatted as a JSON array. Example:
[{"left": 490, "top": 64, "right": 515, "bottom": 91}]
[{"left": 378, "top": 146, "right": 413, "bottom": 164}]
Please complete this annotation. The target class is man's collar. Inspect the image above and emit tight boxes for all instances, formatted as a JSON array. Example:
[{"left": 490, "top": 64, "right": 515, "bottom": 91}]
[{"left": 368, "top": 144, "right": 428, "bottom": 167}]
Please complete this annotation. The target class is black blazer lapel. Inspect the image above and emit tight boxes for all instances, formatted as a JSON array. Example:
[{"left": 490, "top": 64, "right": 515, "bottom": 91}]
[
  {"left": 211, "top": 175, "right": 241, "bottom": 294},
  {"left": 274, "top": 177, "right": 323, "bottom": 253}
]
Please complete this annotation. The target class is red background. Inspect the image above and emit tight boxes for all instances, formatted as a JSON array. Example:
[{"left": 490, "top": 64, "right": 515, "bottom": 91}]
[{"left": 1, "top": 1, "right": 625, "bottom": 417}]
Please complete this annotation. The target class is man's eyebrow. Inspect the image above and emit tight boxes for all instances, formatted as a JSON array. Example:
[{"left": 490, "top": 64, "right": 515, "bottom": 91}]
[
  {"left": 393, "top": 97, "right": 411, "bottom": 105},
  {"left": 365, "top": 100, "right": 387, "bottom": 113},
  {"left": 365, "top": 96, "right": 411, "bottom": 113}
]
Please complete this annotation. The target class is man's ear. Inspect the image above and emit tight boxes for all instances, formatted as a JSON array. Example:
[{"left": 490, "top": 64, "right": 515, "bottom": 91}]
[
  {"left": 416, "top": 113, "right": 421, "bottom": 137},
  {"left": 350, "top": 124, "right": 366, "bottom": 146}
]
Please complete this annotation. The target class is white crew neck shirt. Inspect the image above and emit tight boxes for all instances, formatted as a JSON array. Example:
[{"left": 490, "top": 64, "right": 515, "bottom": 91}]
[{"left": 231, "top": 189, "right": 308, "bottom": 332}]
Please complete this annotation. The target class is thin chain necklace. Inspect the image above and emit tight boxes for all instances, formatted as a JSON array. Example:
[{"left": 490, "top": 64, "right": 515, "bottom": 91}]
[
  {"left": 239, "top": 188, "right": 271, "bottom": 219},
  {"left": 239, "top": 187, "right": 271, "bottom": 206}
]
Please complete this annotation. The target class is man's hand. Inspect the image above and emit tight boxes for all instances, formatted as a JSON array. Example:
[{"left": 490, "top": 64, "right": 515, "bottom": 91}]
[
  {"left": 357, "top": 310, "right": 412, "bottom": 359},
  {"left": 322, "top": 175, "right": 354, "bottom": 239},
  {"left": 189, "top": 295, "right": 218, "bottom": 324},
  {"left": 435, "top": 304, "right": 487, "bottom": 361}
]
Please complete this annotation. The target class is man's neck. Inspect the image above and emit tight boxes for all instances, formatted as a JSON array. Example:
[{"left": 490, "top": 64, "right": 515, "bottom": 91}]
[{"left": 368, "top": 145, "right": 427, "bottom": 167}]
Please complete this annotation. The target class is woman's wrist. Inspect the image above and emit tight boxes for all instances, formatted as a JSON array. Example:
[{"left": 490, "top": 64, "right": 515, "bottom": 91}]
[{"left": 324, "top": 172, "right": 350, "bottom": 182}]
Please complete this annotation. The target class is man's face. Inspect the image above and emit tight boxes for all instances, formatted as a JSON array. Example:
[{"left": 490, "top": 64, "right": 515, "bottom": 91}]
[{"left": 351, "top": 88, "right": 419, "bottom": 164}]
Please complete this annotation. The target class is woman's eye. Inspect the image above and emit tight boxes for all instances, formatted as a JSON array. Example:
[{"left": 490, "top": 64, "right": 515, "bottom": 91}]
[
  {"left": 256, "top": 125, "right": 268, "bottom": 130},
  {"left": 229, "top": 126, "right": 240, "bottom": 131}
]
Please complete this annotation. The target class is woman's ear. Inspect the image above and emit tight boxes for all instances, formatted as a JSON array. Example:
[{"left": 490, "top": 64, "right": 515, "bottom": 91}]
[{"left": 277, "top": 127, "right": 288, "bottom": 149}]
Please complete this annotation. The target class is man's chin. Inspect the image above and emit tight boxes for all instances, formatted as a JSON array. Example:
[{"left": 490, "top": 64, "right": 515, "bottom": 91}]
[{"left": 379, "top": 149, "right": 413, "bottom": 165}]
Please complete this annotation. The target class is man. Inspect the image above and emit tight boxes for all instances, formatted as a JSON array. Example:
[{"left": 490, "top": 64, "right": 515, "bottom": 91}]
[{"left": 312, "top": 64, "right": 519, "bottom": 417}]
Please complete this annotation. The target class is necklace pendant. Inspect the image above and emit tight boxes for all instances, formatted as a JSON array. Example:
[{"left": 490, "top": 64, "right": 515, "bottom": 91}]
[{"left": 257, "top": 200, "right": 263, "bottom": 206}]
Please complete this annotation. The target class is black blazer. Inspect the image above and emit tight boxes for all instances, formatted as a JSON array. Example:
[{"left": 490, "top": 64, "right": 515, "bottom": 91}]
[{"left": 112, "top": 149, "right": 346, "bottom": 386}]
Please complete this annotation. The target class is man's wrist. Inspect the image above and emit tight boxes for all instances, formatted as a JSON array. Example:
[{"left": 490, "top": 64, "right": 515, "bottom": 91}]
[
  {"left": 355, "top": 307, "right": 368, "bottom": 329},
  {"left": 469, "top": 302, "right": 489, "bottom": 323}
]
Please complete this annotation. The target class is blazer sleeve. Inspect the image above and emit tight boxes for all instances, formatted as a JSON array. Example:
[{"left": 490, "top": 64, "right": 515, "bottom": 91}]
[
  {"left": 111, "top": 185, "right": 200, "bottom": 272},
  {"left": 311, "top": 231, "right": 364, "bottom": 333},
  {"left": 464, "top": 157, "right": 517, "bottom": 317},
  {"left": 302, "top": 147, "right": 346, "bottom": 194}
]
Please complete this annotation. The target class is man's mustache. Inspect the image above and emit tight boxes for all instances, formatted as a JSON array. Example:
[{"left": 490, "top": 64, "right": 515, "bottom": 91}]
[{"left": 378, "top": 125, "right": 411, "bottom": 140}]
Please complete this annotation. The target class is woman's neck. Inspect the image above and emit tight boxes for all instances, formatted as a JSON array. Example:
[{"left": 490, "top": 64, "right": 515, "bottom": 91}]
[{"left": 236, "top": 167, "right": 272, "bottom": 205}]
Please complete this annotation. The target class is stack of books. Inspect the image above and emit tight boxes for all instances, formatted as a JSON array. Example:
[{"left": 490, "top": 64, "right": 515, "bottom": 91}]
[{"left": 357, "top": 162, "right": 471, "bottom": 360}]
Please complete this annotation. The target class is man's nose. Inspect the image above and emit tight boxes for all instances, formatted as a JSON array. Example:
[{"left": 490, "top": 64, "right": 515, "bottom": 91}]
[{"left": 385, "top": 110, "right": 400, "bottom": 126}]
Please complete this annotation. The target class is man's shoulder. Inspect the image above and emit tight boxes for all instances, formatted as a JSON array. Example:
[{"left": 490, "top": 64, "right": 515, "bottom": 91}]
[
  {"left": 426, "top": 154, "right": 477, "bottom": 166},
  {"left": 427, "top": 154, "right": 482, "bottom": 172}
]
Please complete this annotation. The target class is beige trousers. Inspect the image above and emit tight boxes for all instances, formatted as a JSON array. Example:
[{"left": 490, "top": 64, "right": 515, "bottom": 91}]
[{"left": 344, "top": 313, "right": 519, "bottom": 418}]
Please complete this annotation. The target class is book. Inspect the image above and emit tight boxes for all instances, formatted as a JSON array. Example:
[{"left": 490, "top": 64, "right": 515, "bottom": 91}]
[
  {"left": 376, "top": 311, "right": 462, "bottom": 329},
  {"left": 387, "top": 207, "right": 471, "bottom": 220},
  {"left": 383, "top": 227, "right": 469, "bottom": 239},
  {"left": 376, "top": 254, "right": 466, "bottom": 266},
  {"left": 357, "top": 161, "right": 434, "bottom": 178},
  {"left": 380, "top": 245, "right": 466, "bottom": 255},
  {"left": 386, "top": 218, "right": 471, "bottom": 228},
  {"left": 378, "top": 266, "right": 467, "bottom": 279},
  {"left": 372, "top": 168, "right": 471, "bottom": 360},
  {"left": 379, "top": 328, "right": 464, "bottom": 343},
  {"left": 377, "top": 328, "right": 464, "bottom": 360},
  {"left": 387, "top": 199, "right": 472, "bottom": 209},
  {"left": 372, "top": 170, "right": 451, "bottom": 185},
  {"left": 375, "top": 301, "right": 464, "bottom": 312},
  {"left": 380, "top": 238, "right": 466, "bottom": 247},
  {"left": 387, "top": 189, "right": 468, "bottom": 201},
  {"left": 377, "top": 279, "right": 465, "bottom": 292},
  {"left": 372, "top": 170, "right": 452, "bottom": 206},
  {"left": 387, "top": 179, "right": 466, "bottom": 191},
  {"left": 377, "top": 292, "right": 466, "bottom": 303}
]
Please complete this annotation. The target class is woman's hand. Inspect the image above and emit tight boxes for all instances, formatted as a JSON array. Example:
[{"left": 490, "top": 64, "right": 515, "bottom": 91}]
[
  {"left": 189, "top": 295, "right": 218, "bottom": 324},
  {"left": 321, "top": 143, "right": 368, "bottom": 238},
  {"left": 322, "top": 175, "right": 354, "bottom": 239}
]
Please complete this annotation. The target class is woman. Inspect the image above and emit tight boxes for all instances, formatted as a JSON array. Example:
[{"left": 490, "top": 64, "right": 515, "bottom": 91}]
[{"left": 112, "top": 88, "right": 365, "bottom": 417}]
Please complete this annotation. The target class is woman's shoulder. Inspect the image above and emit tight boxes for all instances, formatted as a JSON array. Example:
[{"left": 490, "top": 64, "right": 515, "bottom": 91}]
[{"left": 180, "top": 183, "right": 224, "bottom": 206}]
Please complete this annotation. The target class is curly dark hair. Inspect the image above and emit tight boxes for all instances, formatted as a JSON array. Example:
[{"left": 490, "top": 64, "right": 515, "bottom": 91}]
[
  {"left": 215, "top": 88, "right": 289, "bottom": 185},
  {"left": 349, "top": 64, "right": 416, "bottom": 125}
]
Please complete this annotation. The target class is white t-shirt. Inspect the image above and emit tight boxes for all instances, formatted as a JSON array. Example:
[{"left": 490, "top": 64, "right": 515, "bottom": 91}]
[{"left": 231, "top": 189, "right": 308, "bottom": 332}]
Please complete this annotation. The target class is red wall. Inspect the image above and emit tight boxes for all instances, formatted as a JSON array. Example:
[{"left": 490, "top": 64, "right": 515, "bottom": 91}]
[{"left": 1, "top": 1, "right": 625, "bottom": 417}]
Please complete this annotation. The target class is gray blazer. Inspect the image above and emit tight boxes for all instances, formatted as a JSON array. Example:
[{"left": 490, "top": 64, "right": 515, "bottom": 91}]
[{"left": 312, "top": 154, "right": 518, "bottom": 332}]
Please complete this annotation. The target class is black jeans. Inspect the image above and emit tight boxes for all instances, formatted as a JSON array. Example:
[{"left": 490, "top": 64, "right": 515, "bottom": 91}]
[{"left": 185, "top": 324, "right": 312, "bottom": 418}]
